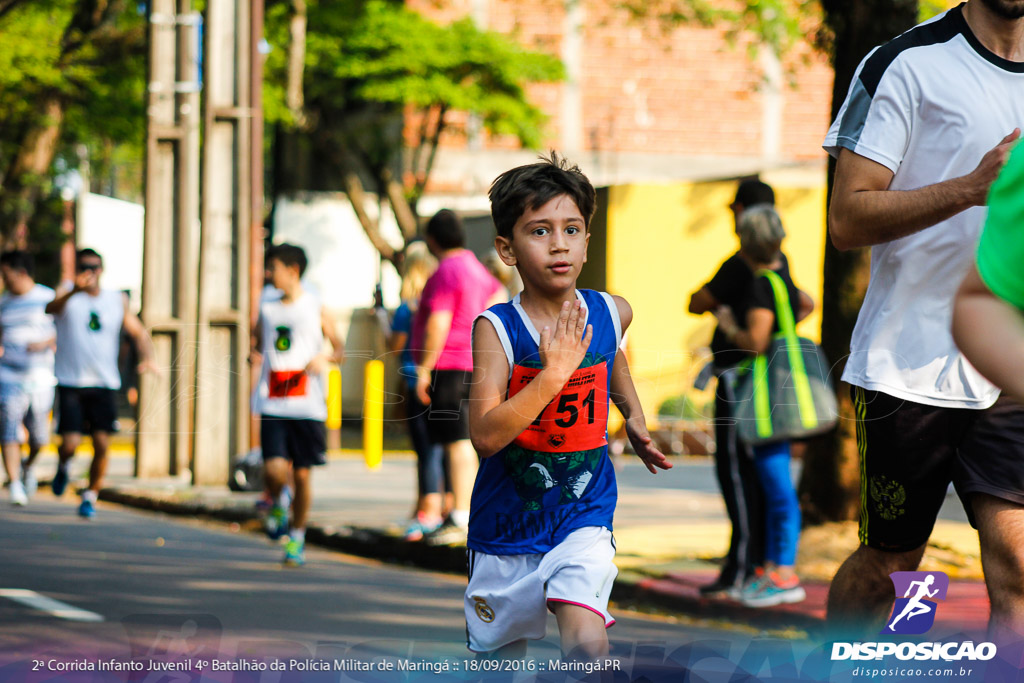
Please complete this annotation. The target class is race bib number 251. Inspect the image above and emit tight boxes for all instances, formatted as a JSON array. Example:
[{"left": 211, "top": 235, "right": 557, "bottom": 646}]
[{"left": 509, "top": 362, "right": 609, "bottom": 453}]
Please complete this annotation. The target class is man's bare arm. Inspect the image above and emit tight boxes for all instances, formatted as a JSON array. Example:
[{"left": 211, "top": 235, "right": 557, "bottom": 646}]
[
  {"left": 122, "top": 297, "right": 157, "bottom": 373},
  {"left": 829, "top": 130, "right": 1020, "bottom": 251}
]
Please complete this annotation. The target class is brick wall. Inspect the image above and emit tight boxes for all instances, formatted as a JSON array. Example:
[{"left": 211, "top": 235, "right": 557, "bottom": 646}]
[{"left": 407, "top": 0, "right": 835, "bottom": 184}]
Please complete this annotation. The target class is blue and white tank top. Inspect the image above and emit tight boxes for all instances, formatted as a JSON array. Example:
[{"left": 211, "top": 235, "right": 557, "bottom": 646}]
[{"left": 467, "top": 289, "right": 623, "bottom": 555}]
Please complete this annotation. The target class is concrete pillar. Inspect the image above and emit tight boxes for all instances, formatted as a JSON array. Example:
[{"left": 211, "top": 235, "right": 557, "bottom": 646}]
[
  {"left": 138, "top": 0, "right": 202, "bottom": 479},
  {"left": 192, "top": 0, "right": 253, "bottom": 484},
  {"left": 561, "top": 0, "right": 585, "bottom": 156}
]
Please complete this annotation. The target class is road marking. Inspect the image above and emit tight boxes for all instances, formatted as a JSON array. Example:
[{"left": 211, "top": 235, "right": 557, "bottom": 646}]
[{"left": 0, "top": 589, "right": 103, "bottom": 622}]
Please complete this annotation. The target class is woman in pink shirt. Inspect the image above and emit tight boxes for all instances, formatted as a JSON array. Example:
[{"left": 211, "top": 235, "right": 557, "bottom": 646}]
[{"left": 412, "top": 209, "right": 503, "bottom": 544}]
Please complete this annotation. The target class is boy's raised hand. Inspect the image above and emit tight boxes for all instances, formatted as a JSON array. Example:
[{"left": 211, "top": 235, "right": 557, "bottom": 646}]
[
  {"left": 539, "top": 299, "right": 593, "bottom": 384},
  {"left": 625, "top": 417, "right": 672, "bottom": 474}
]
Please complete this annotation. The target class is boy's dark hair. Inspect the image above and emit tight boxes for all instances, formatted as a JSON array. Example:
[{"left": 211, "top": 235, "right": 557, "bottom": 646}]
[
  {"left": 266, "top": 243, "right": 308, "bottom": 276},
  {"left": 489, "top": 151, "right": 596, "bottom": 240},
  {"left": 425, "top": 209, "right": 465, "bottom": 250},
  {"left": 76, "top": 248, "right": 103, "bottom": 266},
  {"left": 734, "top": 178, "right": 775, "bottom": 208},
  {"left": 0, "top": 250, "right": 35, "bottom": 277}
]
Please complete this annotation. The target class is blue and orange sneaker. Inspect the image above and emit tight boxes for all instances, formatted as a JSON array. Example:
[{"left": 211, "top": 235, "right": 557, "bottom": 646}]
[{"left": 740, "top": 570, "right": 805, "bottom": 608}]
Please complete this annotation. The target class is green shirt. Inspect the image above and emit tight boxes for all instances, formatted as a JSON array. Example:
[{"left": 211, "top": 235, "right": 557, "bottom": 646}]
[{"left": 977, "top": 144, "right": 1024, "bottom": 310}]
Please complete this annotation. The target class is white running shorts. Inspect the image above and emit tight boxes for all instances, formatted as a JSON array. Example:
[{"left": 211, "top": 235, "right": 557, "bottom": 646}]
[{"left": 464, "top": 526, "right": 617, "bottom": 653}]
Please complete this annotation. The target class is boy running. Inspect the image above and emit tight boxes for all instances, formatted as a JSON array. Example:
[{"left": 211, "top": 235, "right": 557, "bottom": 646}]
[
  {"left": 251, "top": 243, "right": 343, "bottom": 566},
  {"left": 466, "top": 154, "right": 671, "bottom": 661}
]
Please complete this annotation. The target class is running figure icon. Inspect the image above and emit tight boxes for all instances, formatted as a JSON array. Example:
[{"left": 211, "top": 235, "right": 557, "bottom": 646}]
[{"left": 888, "top": 574, "right": 939, "bottom": 632}]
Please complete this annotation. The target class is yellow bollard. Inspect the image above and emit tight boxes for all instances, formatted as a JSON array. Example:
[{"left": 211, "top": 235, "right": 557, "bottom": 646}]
[
  {"left": 327, "top": 368, "right": 342, "bottom": 430},
  {"left": 363, "top": 360, "right": 384, "bottom": 470}
]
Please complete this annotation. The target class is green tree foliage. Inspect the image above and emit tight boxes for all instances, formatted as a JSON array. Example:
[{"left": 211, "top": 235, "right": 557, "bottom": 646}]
[
  {"left": 618, "top": 0, "right": 822, "bottom": 62},
  {"left": 263, "top": 0, "right": 564, "bottom": 260},
  {"left": 0, "top": 0, "right": 146, "bottom": 246}
]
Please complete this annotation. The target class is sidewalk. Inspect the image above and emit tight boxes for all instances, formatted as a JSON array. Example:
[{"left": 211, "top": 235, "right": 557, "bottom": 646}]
[{"left": 27, "top": 447, "right": 990, "bottom": 636}]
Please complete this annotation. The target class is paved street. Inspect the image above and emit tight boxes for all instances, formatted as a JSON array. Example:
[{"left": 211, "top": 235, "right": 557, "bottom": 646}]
[{"left": 0, "top": 497, "right": 817, "bottom": 681}]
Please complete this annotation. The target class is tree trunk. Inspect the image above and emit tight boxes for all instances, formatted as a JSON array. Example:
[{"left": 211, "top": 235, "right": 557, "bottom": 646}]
[
  {"left": 286, "top": 0, "right": 307, "bottom": 127},
  {"left": 798, "top": 0, "right": 919, "bottom": 524},
  {"left": 0, "top": 93, "right": 65, "bottom": 247}
]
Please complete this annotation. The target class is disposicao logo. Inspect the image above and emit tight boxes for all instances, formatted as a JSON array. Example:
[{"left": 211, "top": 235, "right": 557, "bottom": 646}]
[
  {"left": 831, "top": 570, "right": 997, "bottom": 663},
  {"left": 885, "top": 571, "right": 949, "bottom": 635}
]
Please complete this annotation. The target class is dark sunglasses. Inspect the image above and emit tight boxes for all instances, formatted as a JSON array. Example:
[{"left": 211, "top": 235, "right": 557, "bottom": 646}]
[{"left": 76, "top": 263, "right": 101, "bottom": 272}]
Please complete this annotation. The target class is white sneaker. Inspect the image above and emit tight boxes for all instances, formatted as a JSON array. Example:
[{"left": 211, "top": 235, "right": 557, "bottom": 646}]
[
  {"left": 21, "top": 464, "right": 37, "bottom": 498},
  {"left": 10, "top": 480, "right": 27, "bottom": 506}
]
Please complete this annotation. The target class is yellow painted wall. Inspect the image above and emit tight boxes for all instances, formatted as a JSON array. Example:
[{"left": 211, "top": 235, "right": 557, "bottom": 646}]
[{"left": 604, "top": 176, "right": 827, "bottom": 426}]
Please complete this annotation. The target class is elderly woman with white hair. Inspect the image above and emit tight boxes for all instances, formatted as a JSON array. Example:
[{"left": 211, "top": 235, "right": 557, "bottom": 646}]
[{"left": 713, "top": 204, "right": 815, "bottom": 608}]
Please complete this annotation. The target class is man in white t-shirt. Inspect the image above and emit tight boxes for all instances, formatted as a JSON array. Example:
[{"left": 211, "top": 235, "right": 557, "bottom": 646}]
[
  {"left": 823, "top": 0, "right": 1024, "bottom": 638},
  {"left": 0, "top": 251, "right": 56, "bottom": 506},
  {"left": 46, "top": 248, "right": 156, "bottom": 520}
]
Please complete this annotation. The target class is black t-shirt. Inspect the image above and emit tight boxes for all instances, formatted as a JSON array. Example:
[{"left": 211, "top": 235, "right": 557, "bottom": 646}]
[{"left": 705, "top": 252, "right": 795, "bottom": 369}]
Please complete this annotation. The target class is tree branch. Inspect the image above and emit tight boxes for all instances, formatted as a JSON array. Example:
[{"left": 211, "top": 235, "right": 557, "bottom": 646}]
[
  {"left": 409, "top": 108, "right": 433, "bottom": 186},
  {"left": 0, "top": 0, "right": 29, "bottom": 21},
  {"left": 380, "top": 167, "right": 418, "bottom": 242},
  {"left": 341, "top": 170, "right": 398, "bottom": 266},
  {"left": 414, "top": 104, "right": 447, "bottom": 199}
]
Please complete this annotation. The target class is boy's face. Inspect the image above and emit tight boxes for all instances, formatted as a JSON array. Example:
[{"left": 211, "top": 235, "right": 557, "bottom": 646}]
[
  {"left": 496, "top": 194, "right": 589, "bottom": 292},
  {"left": 268, "top": 257, "right": 301, "bottom": 290}
]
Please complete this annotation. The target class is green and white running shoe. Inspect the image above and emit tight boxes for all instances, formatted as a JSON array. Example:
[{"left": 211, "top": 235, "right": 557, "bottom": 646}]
[
  {"left": 283, "top": 538, "right": 305, "bottom": 567},
  {"left": 264, "top": 504, "right": 289, "bottom": 540}
]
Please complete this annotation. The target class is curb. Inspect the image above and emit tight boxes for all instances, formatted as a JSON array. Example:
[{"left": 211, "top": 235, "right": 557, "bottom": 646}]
[
  {"left": 99, "top": 487, "right": 467, "bottom": 574},
  {"left": 609, "top": 579, "right": 825, "bottom": 634},
  {"left": 99, "top": 486, "right": 824, "bottom": 633}
]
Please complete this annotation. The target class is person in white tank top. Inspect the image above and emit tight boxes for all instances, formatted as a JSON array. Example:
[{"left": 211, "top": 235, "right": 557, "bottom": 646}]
[
  {"left": 250, "top": 243, "right": 343, "bottom": 566},
  {"left": 45, "top": 248, "right": 156, "bottom": 520}
]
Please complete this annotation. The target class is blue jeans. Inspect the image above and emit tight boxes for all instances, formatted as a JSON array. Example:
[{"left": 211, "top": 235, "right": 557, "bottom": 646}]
[
  {"left": 753, "top": 441, "right": 801, "bottom": 567},
  {"left": 405, "top": 384, "right": 445, "bottom": 496}
]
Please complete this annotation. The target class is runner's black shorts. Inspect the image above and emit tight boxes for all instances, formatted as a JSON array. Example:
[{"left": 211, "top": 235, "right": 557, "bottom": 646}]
[
  {"left": 56, "top": 386, "right": 119, "bottom": 434},
  {"left": 852, "top": 386, "right": 1024, "bottom": 552},
  {"left": 427, "top": 369, "right": 472, "bottom": 445},
  {"left": 261, "top": 415, "right": 327, "bottom": 469}
]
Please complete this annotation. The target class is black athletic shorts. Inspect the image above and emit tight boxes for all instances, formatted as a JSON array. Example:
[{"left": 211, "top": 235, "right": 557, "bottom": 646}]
[
  {"left": 56, "top": 386, "right": 119, "bottom": 435},
  {"left": 852, "top": 386, "right": 1024, "bottom": 552},
  {"left": 427, "top": 369, "right": 472, "bottom": 445},
  {"left": 261, "top": 415, "right": 327, "bottom": 469}
]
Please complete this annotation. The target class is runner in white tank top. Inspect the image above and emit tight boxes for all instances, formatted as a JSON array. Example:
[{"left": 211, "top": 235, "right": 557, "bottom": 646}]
[
  {"left": 45, "top": 249, "right": 156, "bottom": 520},
  {"left": 254, "top": 292, "right": 328, "bottom": 421},
  {"left": 252, "top": 243, "right": 343, "bottom": 566}
]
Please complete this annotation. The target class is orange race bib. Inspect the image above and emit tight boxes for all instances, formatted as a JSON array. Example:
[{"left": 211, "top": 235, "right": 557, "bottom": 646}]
[
  {"left": 509, "top": 363, "right": 609, "bottom": 453},
  {"left": 269, "top": 370, "right": 308, "bottom": 398}
]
